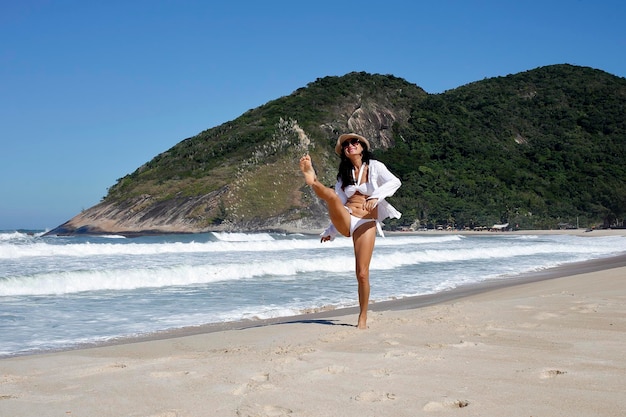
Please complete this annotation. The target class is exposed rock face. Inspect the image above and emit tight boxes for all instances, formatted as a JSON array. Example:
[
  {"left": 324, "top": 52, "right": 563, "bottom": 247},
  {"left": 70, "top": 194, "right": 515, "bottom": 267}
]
[
  {"left": 319, "top": 100, "right": 406, "bottom": 152},
  {"left": 50, "top": 189, "right": 227, "bottom": 236},
  {"left": 345, "top": 101, "right": 401, "bottom": 149}
]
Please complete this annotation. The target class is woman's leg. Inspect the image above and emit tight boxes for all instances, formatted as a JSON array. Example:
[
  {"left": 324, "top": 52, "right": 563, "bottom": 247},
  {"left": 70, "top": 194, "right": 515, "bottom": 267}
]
[
  {"left": 299, "top": 155, "right": 350, "bottom": 236},
  {"left": 352, "top": 221, "right": 377, "bottom": 329}
]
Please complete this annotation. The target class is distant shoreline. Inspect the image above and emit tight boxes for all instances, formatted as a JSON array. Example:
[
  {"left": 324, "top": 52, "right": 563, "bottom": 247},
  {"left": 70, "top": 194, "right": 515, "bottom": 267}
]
[{"left": 387, "top": 228, "right": 626, "bottom": 238}]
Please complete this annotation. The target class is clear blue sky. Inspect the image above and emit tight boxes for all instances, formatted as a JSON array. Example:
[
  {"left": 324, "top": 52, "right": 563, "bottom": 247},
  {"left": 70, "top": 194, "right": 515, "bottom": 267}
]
[{"left": 1, "top": 0, "right": 625, "bottom": 230}]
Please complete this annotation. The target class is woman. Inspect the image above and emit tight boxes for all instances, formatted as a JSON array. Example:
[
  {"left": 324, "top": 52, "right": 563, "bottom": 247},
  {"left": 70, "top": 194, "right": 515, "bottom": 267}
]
[{"left": 299, "top": 133, "right": 401, "bottom": 329}]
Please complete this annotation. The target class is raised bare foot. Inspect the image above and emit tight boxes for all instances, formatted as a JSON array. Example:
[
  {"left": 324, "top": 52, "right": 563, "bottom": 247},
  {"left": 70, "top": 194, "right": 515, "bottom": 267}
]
[{"left": 299, "top": 155, "right": 316, "bottom": 185}]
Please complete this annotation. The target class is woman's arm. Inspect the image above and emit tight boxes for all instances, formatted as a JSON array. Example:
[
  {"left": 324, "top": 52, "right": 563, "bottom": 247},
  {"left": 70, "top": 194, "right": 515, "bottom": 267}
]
[{"left": 367, "top": 161, "right": 401, "bottom": 203}]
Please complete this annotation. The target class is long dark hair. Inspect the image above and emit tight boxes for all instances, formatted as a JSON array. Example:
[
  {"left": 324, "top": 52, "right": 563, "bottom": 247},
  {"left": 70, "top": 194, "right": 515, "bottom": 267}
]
[{"left": 337, "top": 145, "right": 374, "bottom": 189}]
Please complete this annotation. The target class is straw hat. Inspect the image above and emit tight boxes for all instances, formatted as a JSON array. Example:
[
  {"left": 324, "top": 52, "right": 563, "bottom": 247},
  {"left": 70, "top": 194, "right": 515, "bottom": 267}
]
[{"left": 335, "top": 133, "right": 370, "bottom": 155}]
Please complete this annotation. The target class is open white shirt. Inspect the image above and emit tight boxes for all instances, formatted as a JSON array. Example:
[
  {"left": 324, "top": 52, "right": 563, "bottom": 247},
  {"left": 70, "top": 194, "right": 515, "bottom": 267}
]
[{"left": 321, "top": 159, "right": 402, "bottom": 239}]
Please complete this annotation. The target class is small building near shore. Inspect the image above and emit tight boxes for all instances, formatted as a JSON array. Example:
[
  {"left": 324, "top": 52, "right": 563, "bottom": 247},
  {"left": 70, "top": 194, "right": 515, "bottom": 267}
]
[{"left": 490, "top": 223, "right": 509, "bottom": 232}]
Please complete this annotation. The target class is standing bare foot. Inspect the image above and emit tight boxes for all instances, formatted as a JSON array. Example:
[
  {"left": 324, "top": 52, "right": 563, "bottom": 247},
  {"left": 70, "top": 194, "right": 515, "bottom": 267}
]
[
  {"left": 299, "top": 155, "right": 317, "bottom": 185},
  {"left": 357, "top": 313, "right": 368, "bottom": 329}
]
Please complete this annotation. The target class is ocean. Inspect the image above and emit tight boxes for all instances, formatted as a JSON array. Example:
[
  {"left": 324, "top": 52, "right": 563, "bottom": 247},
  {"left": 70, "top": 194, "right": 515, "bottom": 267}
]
[{"left": 1, "top": 229, "right": 626, "bottom": 357}]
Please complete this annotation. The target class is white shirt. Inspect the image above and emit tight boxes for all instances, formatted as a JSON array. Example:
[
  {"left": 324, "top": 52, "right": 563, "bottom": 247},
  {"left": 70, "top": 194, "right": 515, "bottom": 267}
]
[{"left": 321, "top": 159, "right": 402, "bottom": 239}]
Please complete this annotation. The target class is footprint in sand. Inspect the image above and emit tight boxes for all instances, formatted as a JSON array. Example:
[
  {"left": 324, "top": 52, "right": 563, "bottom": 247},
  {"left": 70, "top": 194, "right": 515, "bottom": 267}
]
[
  {"left": 354, "top": 390, "right": 396, "bottom": 402},
  {"left": 533, "top": 312, "right": 560, "bottom": 320},
  {"left": 570, "top": 303, "right": 599, "bottom": 313},
  {"left": 383, "top": 349, "right": 418, "bottom": 358},
  {"left": 145, "top": 411, "right": 179, "bottom": 417},
  {"left": 423, "top": 399, "right": 470, "bottom": 411},
  {"left": 150, "top": 370, "right": 193, "bottom": 378},
  {"left": 369, "top": 368, "right": 391, "bottom": 378},
  {"left": 250, "top": 372, "right": 270, "bottom": 382},
  {"left": 232, "top": 372, "right": 273, "bottom": 396},
  {"left": 517, "top": 322, "right": 540, "bottom": 329},
  {"left": 310, "top": 365, "right": 349, "bottom": 375},
  {"left": 236, "top": 403, "right": 293, "bottom": 416},
  {"left": 539, "top": 369, "right": 567, "bottom": 379},
  {"left": 425, "top": 340, "right": 480, "bottom": 349},
  {"left": 451, "top": 340, "right": 481, "bottom": 348}
]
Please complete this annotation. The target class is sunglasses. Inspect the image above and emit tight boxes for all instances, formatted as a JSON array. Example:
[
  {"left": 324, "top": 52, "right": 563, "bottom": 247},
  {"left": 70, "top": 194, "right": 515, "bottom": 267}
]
[{"left": 342, "top": 138, "right": 361, "bottom": 148}]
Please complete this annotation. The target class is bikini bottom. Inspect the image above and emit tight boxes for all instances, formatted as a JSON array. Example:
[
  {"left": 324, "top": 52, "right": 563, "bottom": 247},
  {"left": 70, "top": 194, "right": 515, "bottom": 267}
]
[
  {"left": 349, "top": 214, "right": 376, "bottom": 236},
  {"left": 344, "top": 206, "right": 377, "bottom": 236}
]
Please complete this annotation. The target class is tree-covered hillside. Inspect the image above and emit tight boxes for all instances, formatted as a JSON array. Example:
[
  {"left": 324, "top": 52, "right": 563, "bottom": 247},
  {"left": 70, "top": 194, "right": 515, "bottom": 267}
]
[
  {"left": 378, "top": 64, "right": 625, "bottom": 229},
  {"left": 96, "top": 73, "right": 425, "bottom": 232}
]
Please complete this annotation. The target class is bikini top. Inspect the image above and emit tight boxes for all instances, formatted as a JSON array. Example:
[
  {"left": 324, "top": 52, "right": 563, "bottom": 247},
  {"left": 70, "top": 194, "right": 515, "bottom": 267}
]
[{"left": 344, "top": 163, "right": 375, "bottom": 198}]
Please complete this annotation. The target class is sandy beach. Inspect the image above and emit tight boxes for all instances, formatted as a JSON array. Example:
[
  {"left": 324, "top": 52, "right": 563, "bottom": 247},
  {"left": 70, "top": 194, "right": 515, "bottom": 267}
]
[{"left": 1, "top": 231, "right": 625, "bottom": 417}]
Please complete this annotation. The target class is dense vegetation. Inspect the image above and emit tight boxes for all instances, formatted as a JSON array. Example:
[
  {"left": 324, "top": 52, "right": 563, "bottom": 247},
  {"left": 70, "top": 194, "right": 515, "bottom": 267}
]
[
  {"left": 378, "top": 65, "right": 626, "bottom": 229},
  {"left": 104, "top": 64, "right": 626, "bottom": 231}
]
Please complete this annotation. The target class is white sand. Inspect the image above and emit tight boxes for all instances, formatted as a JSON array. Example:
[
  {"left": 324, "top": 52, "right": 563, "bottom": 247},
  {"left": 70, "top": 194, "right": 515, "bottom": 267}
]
[{"left": 1, "top": 237, "right": 625, "bottom": 416}]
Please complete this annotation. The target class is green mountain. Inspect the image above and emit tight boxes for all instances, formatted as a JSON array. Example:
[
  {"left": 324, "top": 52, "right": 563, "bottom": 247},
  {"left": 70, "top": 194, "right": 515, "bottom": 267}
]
[{"left": 48, "top": 64, "right": 626, "bottom": 236}]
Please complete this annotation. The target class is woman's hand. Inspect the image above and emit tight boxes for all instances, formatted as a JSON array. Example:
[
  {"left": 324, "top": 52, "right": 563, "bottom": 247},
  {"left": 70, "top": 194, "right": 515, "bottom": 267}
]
[
  {"left": 320, "top": 235, "right": 332, "bottom": 243},
  {"left": 363, "top": 198, "right": 378, "bottom": 212}
]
